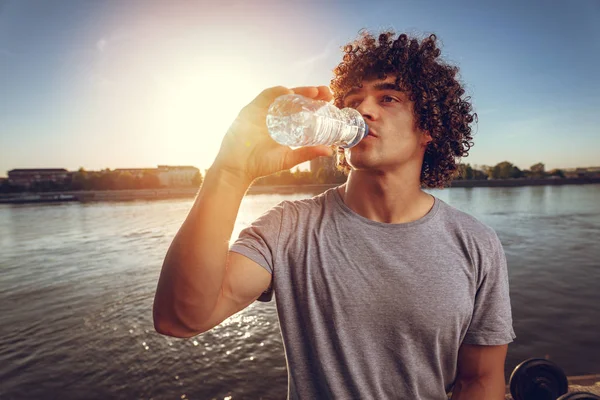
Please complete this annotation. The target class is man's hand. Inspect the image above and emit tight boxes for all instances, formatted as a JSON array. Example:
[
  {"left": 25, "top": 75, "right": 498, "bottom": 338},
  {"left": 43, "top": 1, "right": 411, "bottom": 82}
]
[{"left": 214, "top": 85, "right": 334, "bottom": 184}]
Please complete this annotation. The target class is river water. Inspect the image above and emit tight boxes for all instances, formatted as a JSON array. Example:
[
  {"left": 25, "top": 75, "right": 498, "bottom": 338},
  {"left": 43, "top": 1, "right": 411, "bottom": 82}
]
[{"left": 1, "top": 185, "right": 599, "bottom": 399}]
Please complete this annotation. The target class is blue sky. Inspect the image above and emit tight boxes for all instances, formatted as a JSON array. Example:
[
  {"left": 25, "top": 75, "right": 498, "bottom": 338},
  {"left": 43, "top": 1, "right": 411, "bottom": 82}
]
[{"left": 1, "top": 0, "right": 599, "bottom": 177}]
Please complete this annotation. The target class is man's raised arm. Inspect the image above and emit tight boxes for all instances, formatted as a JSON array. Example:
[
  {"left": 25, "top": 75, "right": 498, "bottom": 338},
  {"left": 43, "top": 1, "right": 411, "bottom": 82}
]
[{"left": 153, "top": 86, "right": 333, "bottom": 337}]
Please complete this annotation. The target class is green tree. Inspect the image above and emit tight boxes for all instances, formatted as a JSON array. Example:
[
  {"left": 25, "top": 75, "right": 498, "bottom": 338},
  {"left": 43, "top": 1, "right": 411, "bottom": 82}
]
[
  {"left": 192, "top": 171, "right": 203, "bottom": 186},
  {"left": 70, "top": 167, "right": 89, "bottom": 190},
  {"left": 96, "top": 169, "right": 116, "bottom": 190},
  {"left": 278, "top": 170, "right": 294, "bottom": 185},
  {"left": 115, "top": 172, "right": 135, "bottom": 190},
  {"left": 472, "top": 168, "right": 487, "bottom": 180},
  {"left": 530, "top": 162, "right": 546, "bottom": 178},
  {"left": 140, "top": 172, "right": 160, "bottom": 189},
  {"left": 548, "top": 169, "right": 565, "bottom": 178},
  {"left": 456, "top": 163, "right": 474, "bottom": 180},
  {"left": 491, "top": 161, "right": 522, "bottom": 179},
  {"left": 512, "top": 166, "right": 523, "bottom": 178},
  {"left": 481, "top": 165, "right": 494, "bottom": 179},
  {"left": 292, "top": 167, "right": 312, "bottom": 185}
]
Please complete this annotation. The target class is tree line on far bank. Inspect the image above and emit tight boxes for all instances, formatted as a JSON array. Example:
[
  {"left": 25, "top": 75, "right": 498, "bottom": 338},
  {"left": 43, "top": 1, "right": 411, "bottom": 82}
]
[
  {"left": 456, "top": 162, "right": 564, "bottom": 180},
  {"left": 255, "top": 161, "right": 570, "bottom": 186},
  {"left": 0, "top": 161, "right": 582, "bottom": 193},
  {"left": 0, "top": 168, "right": 202, "bottom": 193}
]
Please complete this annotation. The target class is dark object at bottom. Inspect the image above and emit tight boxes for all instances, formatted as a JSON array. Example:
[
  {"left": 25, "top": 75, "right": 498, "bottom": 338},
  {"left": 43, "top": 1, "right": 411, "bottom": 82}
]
[
  {"left": 509, "top": 358, "right": 600, "bottom": 400},
  {"left": 510, "top": 358, "right": 569, "bottom": 400},
  {"left": 557, "top": 393, "right": 600, "bottom": 400}
]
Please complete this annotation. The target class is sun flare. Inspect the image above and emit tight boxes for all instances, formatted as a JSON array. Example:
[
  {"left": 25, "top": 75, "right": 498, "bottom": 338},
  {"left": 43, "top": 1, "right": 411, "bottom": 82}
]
[{"left": 154, "top": 57, "right": 265, "bottom": 169}]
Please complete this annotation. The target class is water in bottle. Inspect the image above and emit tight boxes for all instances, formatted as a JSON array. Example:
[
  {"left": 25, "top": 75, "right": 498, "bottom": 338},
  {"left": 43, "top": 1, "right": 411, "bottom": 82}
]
[{"left": 266, "top": 94, "right": 369, "bottom": 148}]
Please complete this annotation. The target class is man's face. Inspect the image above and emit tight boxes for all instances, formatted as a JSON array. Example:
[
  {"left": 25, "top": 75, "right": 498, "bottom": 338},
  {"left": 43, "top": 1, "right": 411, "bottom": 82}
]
[{"left": 341, "top": 75, "right": 431, "bottom": 173}]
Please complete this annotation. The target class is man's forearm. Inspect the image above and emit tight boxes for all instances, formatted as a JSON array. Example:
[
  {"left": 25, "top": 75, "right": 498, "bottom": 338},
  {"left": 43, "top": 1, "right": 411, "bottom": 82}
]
[
  {"left": 451, "top": 375, "right": 506, "bottom": 400},
  {"left": 153, "top": 166, "right": 251, "bottom": 335}
]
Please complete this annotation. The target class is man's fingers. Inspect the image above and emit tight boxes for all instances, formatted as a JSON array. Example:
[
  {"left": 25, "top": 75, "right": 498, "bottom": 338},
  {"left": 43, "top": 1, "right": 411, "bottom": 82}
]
[
  {"left": 291, "top": 86, "right": 320, "bottom": 99},
  {"left": 251, "top": 86, "right": 332, "bottom": 111},
  {"left": 291, "top": 86, "right": 333, "bottom": 102},
  {"left": 316, "top": 86, "right": 333, "bottom": 102},
  {"left": 252, "top": 86, "right": 293, "bottom": 109}
]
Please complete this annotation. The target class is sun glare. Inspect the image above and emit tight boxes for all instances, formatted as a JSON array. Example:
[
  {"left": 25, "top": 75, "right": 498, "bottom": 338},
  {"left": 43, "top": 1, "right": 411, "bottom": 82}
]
[{"left": 155, "top": 57, "right": 265, "bottom": 169}]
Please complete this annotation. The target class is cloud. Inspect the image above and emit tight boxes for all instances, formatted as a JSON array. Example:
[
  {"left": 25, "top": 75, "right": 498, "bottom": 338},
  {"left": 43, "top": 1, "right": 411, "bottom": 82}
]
[{"left": 96, "top": 38, "right": 107, "bottom": 52}]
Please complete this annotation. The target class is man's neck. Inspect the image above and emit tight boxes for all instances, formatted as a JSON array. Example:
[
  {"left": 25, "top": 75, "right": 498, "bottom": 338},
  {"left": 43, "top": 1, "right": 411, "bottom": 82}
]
[{"left": 340, "top": 166, "right": 434, "bottom": 224}]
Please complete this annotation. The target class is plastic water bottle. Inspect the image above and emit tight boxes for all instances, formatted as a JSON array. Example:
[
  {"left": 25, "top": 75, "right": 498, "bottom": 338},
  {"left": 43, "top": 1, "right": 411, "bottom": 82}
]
[{"left": 266, "top": 94, "right": 369, "bottom": 148}]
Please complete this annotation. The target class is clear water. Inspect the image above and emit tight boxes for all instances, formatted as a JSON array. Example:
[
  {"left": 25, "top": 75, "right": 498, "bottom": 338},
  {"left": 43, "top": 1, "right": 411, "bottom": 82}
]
[
  {"left": 266, "top": 94, "right": 365, "bottom": 147},
  {"left": 268, "top": 112, "right": 359, "bottom": 147}
]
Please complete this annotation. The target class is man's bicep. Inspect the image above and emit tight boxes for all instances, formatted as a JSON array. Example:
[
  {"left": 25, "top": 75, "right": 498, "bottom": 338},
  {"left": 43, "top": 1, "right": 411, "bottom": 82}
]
[
  {"left": 456, "top": 343, "right": 508, "bottom": 380},
  {"left": 223, "top": 251, "right": 272, "bottom": 306},
  {"left": 197, "top": 251, "right": 271, "bottom": 333}
]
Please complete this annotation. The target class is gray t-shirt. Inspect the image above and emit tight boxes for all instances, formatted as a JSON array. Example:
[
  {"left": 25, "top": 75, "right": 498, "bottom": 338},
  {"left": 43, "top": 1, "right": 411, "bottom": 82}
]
[{"left": 230, "top": 187, "right": 515, "bottom": 399}]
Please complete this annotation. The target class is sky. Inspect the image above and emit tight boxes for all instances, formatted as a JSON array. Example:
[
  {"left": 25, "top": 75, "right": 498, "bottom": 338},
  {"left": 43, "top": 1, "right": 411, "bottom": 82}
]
[{"left": 1, "top": 0, "right": 599, "bottom": 177}]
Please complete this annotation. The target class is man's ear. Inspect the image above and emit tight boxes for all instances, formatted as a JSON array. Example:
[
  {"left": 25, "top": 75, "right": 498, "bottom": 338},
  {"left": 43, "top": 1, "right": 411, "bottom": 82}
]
[{"left": 421, "top": 131, "right": 433, "bottom": 147}]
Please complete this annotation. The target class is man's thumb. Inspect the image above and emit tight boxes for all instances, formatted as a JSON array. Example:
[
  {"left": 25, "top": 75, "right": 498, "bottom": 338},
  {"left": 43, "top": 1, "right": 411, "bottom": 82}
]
[{"left": 283, "top": 146, "right": 334, "bottom": 170}]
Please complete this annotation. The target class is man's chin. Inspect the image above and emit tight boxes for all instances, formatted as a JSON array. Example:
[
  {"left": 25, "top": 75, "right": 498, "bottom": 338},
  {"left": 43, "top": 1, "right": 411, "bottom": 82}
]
[{"left": 346, "top": 156, "right": 378, "bottom": 171}]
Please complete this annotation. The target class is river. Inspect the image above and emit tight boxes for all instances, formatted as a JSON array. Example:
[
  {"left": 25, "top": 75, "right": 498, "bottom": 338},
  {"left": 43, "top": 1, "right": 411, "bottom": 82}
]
[{"left": 1, "top": 184, "right": 599, "bottom": 399}]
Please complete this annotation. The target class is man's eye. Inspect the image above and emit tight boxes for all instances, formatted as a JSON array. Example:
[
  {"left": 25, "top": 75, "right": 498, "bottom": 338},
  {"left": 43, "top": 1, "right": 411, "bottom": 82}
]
[{"left": 381, "top": 95, "right": 398, "bottom": 103}]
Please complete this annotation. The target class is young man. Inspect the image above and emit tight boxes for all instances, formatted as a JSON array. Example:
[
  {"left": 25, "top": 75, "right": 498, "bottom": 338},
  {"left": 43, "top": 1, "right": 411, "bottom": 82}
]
[{"left": 153, "top": 31, "right": 516, "bottom": 399}]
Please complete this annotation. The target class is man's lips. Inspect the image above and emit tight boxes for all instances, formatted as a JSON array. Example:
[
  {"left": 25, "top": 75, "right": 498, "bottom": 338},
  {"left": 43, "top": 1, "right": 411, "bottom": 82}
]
[{"left": 366, "top": 129, "right": 378, "bottom": 138}]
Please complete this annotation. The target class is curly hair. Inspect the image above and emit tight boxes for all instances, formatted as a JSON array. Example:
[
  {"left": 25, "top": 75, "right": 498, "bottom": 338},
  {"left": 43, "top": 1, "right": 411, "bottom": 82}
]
[{"left": 330, "top": 30, "right": 476, "bottom": 188}]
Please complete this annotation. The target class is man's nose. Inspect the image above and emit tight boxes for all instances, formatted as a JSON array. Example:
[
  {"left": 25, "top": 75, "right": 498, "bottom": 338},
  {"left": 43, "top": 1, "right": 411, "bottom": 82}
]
[{"left": 356, "top": 97, "right": 378, "bottom": 121}]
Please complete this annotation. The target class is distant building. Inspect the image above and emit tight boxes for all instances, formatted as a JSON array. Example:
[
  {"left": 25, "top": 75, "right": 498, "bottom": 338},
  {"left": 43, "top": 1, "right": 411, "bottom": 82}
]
[
  {"left": 156, "top": 165, "right": 199, "bottom": 187},
  {"left": 114, "top": 168, "right": 158, "bottom": 179},
  {"left": 8, "top": 168, "right": 70, "bottom": 188},
  {"left": 563, "top": 167, "right": 600, "bottom": 178},
  {"left": 588, "top": 166, "right": 600, "bottom": 175},
  {"left": 114, "top": 165, "right": 200, "bottom": 187}
]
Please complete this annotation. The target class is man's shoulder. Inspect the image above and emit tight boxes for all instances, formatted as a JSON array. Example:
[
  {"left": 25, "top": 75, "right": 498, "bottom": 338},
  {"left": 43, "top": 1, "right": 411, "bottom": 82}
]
[
  {"left": 436, "top": 198, "right": 501, "bottom": 247},
  {"left": 279, "top": 186, "right": 338, "bottom": 214}
]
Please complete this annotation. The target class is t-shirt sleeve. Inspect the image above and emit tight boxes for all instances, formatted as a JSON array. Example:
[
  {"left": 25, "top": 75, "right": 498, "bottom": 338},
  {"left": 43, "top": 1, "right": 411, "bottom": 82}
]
[
  {"left": 229, "top": 202, "right": 285, "bottom": 302},
  {"left": 463, "top": 234, "right": 516, "bottom": 345}
]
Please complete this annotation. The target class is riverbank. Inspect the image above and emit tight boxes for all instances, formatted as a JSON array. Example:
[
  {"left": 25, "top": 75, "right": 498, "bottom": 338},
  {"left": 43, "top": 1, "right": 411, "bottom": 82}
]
[
  {"left": 450, "top": 177, "right": 600, "bottom": 188},
  {"left": 1, "top": 178, "right": 599, "bottom": 203}
]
